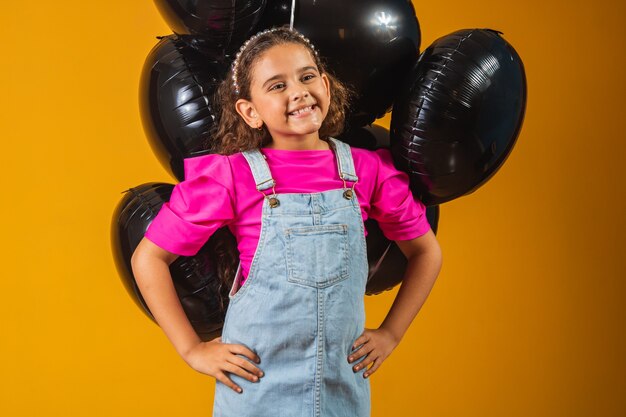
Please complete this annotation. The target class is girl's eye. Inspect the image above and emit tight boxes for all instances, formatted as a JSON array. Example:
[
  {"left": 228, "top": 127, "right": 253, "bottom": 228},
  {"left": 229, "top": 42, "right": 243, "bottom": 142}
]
[{"left": 269, "top": 75, "right": 315, "bottom": 91}]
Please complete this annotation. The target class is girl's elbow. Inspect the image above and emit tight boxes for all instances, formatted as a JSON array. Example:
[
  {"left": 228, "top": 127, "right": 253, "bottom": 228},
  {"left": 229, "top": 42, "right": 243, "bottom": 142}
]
[
  {"left": 426, "top": 234, "right": 443, "bottom": 269},
  {"left": 413, "top": 242, "right": 443, "bottom": 266},
  {"left": 433, "top": 243, "right": 443, "bottom": 269}
]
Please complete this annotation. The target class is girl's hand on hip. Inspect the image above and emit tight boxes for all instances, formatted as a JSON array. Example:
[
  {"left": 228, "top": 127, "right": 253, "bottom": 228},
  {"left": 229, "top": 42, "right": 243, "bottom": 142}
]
[
  {"left": 348, "top": 327, "right": 399, "bottom": 378},
  {"left": 184, "top": 337, "right": 264, "bottom": 393}
]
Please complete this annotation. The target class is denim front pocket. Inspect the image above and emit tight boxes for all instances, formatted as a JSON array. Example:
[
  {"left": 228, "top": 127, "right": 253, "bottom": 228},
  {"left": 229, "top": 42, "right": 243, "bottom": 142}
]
[{"left": 284, "top": 223, "right": 349, "bottom": 288}]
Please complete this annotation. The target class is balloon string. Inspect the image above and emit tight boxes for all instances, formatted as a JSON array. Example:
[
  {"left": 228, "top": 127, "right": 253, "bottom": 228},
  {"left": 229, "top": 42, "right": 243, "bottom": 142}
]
[{"left": 290, "top": 0, "right": 295, "bottom": 29}]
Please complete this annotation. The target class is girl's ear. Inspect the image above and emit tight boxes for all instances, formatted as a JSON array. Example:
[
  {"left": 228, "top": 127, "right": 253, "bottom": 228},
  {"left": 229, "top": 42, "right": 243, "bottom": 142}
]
[
  {"left": 321, "top": 73, "right": 331, "bottom": 101},
  {"left": 235, "top": 98, "right": 261, "bottom": 128}
]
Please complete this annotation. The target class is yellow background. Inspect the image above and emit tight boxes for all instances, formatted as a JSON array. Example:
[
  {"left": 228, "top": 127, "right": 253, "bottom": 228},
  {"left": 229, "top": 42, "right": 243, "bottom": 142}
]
[{"left": 1, "top": 1, "right": 624, "bottom": 416}]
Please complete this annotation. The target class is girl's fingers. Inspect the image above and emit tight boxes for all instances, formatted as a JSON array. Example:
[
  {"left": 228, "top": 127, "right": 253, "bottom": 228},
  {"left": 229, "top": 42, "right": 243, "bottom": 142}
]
[
  {"left": 352, "top": 348, "right": 378, "bottom": 372},
  {"left": 363, "top": 357, "right": 381, "bottom": 378},
  {"left": 229, "top": 343, "right": 261, "bottom": 364},
  {"left": 351, "top": 332, "right": 370, "bottom": 351},
  {"left": 228, "top": 355, "right": 264, "bottom": 378},
  {"left": 223, "top": 361, "right": 261, "bottom": 384},
  {"left": 348, "top": 341, "right": 375, "bottom": 363},
  {"left": 351, "top": 342, "right": 366, "bottom": 353},
  {"left": 215, "top": 371, "right": 242, "bottom": 393},
  {"left": 353, "top": 354, "right": 373, "bottom": 373}
]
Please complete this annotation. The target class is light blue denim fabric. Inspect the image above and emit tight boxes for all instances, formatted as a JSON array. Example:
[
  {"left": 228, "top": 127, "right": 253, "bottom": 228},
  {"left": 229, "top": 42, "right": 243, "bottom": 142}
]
[{"left": 213, "top": 137, "right": 370, "bottom": 417}]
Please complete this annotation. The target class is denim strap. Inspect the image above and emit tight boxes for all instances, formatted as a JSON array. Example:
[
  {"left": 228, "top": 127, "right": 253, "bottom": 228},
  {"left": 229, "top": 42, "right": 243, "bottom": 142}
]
[
  {"left": 242, "top": 149, "right": 276, "bottom": 191},
  {"left": 327, "top": 137, "right": 358, "bottom": 183}
]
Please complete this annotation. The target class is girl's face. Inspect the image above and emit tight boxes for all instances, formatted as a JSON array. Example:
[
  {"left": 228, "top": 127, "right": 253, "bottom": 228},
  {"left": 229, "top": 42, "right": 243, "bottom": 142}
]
[{"left": 235, "top": 42, "right": 331, "bottom": 148}]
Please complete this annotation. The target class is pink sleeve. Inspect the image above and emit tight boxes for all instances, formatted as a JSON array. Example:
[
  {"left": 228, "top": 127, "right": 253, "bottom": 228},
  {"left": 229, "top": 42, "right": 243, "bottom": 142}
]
[
  {"left": 144, "top": 154, "right": 236, "bottom": 256},
  {"left": 369, "top": 148, "right": 431, "bottom": 241}
]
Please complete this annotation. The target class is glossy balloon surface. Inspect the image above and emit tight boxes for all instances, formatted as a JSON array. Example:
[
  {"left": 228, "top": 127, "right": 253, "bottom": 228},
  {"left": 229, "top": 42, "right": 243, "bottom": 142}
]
[
  {"left": 390, "top": 29, "right": 527, "bottom": 205},
  {"left": 139, "top": 35, "right": 229, "bottom": 181},
  {"left": 111, "top": 182, "right": 237, "bottom": 341}
]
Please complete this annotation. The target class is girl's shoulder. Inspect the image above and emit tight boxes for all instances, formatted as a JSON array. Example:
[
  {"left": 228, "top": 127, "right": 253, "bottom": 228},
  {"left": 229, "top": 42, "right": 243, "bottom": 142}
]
[
  {"left": 349, "top": 145, "right": 392, "bottom": 161},
  {"left": 349, "top": 145, "right": 402, "bottom": 180},
  {"left": 182, "top": 152, "right": 235, "bottom": 185}
]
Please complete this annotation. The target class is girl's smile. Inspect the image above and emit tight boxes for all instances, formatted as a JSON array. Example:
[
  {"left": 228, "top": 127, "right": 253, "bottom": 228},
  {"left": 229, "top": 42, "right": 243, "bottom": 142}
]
[{"left": 288, "top": 104, "right": 317, "bottom": 117}]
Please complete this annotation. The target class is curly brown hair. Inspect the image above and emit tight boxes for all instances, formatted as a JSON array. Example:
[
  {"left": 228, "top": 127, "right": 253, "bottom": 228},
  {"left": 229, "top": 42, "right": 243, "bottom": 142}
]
[{"left": 206, "top": 25, "right": 355, "bottom": 155}]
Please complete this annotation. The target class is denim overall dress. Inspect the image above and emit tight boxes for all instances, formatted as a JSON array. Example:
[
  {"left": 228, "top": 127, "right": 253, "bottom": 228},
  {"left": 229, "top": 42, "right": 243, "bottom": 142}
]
[{"left": 212, "top": 137, "right": 371, "bottom": 417}]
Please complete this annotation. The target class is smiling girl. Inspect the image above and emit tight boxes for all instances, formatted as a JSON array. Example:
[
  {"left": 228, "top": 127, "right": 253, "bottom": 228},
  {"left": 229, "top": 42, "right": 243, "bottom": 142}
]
[{"left": 131, "top": 26, "right": 442, "bottom": 417}]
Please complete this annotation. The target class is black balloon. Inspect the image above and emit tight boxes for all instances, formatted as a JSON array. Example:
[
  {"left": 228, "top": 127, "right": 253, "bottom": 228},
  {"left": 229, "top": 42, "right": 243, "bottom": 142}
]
[
  {"left": 153, "top": 0, "right": 266, "bottom": 59},
  {"left": 339, "top": 124, "right": 440, "bottom": 294},
  {"left": 390, "top": 29, "right": 527, "bottom": 205},
  {"left": 257, "top": 0, "right": 421, "bottom": 127},
  {"left": 111, "top": 182, "right": 238, "bottom": 342},
  {"left": 139, "top": 35, "right": 230, "bottom": 181}
]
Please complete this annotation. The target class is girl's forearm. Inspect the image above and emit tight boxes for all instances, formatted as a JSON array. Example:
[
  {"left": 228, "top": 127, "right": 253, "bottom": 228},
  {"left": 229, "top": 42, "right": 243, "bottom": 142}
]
[
  {"left": 132, "top": 255, "right": 202, "bottom": 361},
  {"left": 379, "top": 248, "right": 443, "bottom": 343}
]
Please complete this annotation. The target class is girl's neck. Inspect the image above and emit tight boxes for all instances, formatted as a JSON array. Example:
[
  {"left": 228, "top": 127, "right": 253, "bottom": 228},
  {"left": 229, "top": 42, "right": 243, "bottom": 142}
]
[{"left": 263, "top": 136, "right": 330, "bottom": 151}]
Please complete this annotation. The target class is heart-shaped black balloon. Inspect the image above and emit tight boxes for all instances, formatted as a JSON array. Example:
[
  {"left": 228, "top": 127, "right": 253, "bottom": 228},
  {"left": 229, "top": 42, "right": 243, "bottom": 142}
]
[
  {"left": 139, "top": 34, "right": 231, "bottom": 182},
  {"left": 111, "top": 182, "right": 238, "bottom": 341},
  {"left": 390, "top": 28, "right": 527, "bottom": 205}
]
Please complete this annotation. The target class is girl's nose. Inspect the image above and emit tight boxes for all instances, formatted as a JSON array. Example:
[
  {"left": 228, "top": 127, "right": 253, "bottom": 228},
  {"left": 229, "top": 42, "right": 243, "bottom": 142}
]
[{"left": 291, "top": 89, "right": 310, "bottom": 101}]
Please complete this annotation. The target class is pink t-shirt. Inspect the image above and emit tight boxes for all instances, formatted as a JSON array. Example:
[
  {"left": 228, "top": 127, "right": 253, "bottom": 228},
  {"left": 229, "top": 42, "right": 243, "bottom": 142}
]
[{"left": 144, "top": 146, "right": 431, "bottom": 285}]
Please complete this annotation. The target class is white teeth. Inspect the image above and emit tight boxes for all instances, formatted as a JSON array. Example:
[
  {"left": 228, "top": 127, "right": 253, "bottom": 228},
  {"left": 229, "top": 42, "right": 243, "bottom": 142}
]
[{"left": 290, "top": 105, "right": 314, "bottom": 116}]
